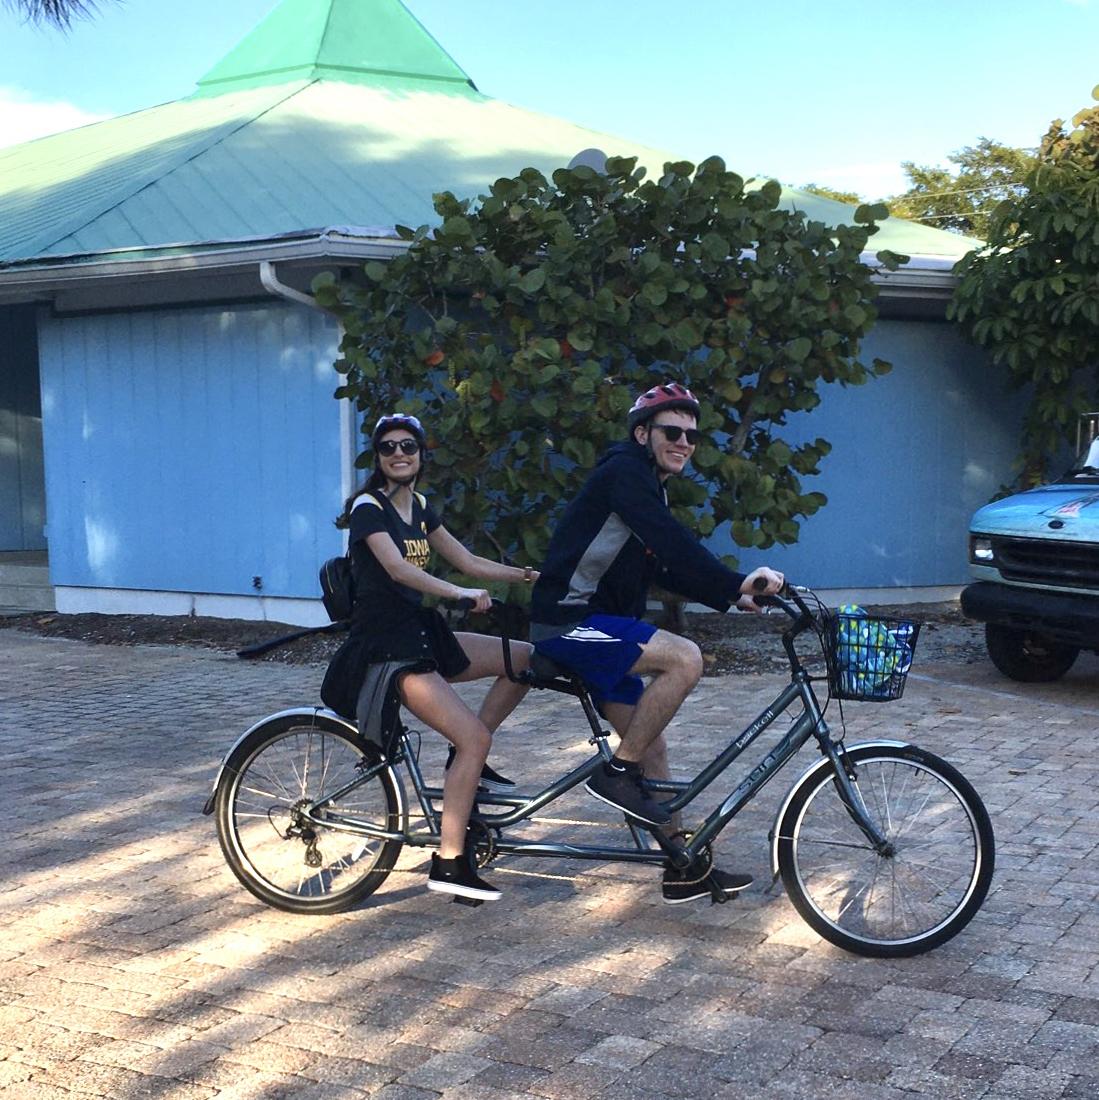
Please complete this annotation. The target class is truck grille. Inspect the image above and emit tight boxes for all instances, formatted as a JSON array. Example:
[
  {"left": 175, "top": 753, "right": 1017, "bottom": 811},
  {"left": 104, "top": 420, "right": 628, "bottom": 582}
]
[{"left": 991, "top": 536, "right": 1099, "bottom": 590}]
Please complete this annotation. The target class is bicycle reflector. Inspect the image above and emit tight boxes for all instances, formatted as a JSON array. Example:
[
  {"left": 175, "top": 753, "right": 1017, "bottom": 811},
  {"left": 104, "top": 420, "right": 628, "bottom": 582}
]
[{"left": 824, "top": 606, "right": 920, "bottom": 702}]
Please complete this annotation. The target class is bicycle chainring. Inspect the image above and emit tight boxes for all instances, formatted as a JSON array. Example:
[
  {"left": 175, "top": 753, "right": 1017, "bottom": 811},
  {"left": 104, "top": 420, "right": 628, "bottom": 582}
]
[{"left": 467, "top": 821, "right": 499, "bottom": 868}]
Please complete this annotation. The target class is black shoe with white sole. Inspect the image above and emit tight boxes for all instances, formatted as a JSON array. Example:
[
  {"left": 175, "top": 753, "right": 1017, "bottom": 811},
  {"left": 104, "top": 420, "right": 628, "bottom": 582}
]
[
  {"left": 427, "top": 853, "right": 502, "bottom": 902},
  {"left": 662, "top": 855, "right": 753, "bottom": 904},
  {"left": 444, "top": 745, "right": 516, "bottom": 792},
  {"left": 585, "top": 760, "right": 671, "bottom": 827}
]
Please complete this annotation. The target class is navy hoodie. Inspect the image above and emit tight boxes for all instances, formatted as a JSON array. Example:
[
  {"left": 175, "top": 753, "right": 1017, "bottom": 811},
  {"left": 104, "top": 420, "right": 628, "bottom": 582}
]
[{"left": 531, "top": 440, "right": 747, "bottom": 632}]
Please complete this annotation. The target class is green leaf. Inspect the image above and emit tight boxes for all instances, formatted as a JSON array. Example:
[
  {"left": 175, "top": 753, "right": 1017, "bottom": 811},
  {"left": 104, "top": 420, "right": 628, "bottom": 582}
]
[
  {"left": 786, "top": 337, "right": 812, "bottom": 363},
  {"left": 530, "top": 394, "right": 557, "bottom": 418},
  {"left": 518, "top": 267, "right": 547, "bottom": 294}
]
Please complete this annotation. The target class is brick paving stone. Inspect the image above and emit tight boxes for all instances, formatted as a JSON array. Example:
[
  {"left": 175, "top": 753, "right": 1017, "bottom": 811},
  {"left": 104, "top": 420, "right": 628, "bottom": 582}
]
[
  {"left": 1063, "top": 1075, "right": 1099, "bottom": 1099},
  {"left": 883, "top": 1067, "right": 991, "bottom": 1100},
  {"left": 398, "top": 1051, "right": 494, "bottom": 1089},
  {"left": 1054, "top": 996, "right": 1099, "bottom": 1026},
  {"left": 572, "top": 1033, "right": 660, "bottom": 1070},
  {"left": 0, "top": 1061, "right": 36, "bottom": 1088},
  {"left": 933, "top": 1052, "right": 1005, "bottom": 1084},
  {"left": 793, "top": 1031, "right": 894, "bottom": 1083},
  {"left": 523, "top": 1061, "right": 626, "bottom": 1099},
  {"left": 298, "top": 1052, "right": 397, "bottom": 1091},
  {"left": 992, "top": 1063, "right": 1071, "bottom": 1098},
  {"left": 4, "top": 633, "right": 1099, "bottom": 1098},
  {"left": 469, "top": 1060, "right": 551, "bottom": 1092}
]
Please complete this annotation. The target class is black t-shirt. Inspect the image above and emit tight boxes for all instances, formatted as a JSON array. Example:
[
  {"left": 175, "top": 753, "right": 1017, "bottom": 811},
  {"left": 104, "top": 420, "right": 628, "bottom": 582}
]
[
  {"left": 348, "top": 489, "right": 442, "bottom": 619},
  {"left": 320, "top": 488, "right": 469, "bottom": 718}
]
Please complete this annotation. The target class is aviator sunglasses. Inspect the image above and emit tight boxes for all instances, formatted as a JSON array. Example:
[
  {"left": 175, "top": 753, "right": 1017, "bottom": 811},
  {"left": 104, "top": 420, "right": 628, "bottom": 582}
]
[
  {"left": 377, "top": 438, "right": 421, "bottom": 456},
  {"left": 651, "top": 423, "right": 703, "bottom": 445}
]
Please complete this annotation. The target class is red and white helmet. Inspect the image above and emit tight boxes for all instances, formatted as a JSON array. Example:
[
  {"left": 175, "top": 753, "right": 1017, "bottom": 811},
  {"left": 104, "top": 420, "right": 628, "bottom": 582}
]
[{"left": 627, "top": 382, "right": 700, "bottom": 433}]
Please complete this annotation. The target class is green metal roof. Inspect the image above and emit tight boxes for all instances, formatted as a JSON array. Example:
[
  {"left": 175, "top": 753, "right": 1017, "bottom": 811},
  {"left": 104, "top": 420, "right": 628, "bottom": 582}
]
[
  {"left": 195, "top": 0, "right": 475, "bottom": 96},
  {"left": 0, "top": 0, "right": 981, "bottom": 273}
]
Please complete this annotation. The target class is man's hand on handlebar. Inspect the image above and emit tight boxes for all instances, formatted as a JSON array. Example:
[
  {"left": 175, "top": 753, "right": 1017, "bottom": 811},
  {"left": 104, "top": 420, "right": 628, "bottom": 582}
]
[{"left": 736, "top": 567, "right": 785, "bottom": 613}]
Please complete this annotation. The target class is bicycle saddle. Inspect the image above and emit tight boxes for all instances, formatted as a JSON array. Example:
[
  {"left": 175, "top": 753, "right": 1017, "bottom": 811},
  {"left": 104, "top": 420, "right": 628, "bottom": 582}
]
[{"left": 529, "top": 651, "right": 573, "bottom": 682}]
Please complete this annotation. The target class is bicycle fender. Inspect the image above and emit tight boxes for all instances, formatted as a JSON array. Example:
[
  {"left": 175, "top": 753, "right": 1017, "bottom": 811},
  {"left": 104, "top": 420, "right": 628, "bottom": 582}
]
[
  {"left": 202, "top": 707, "right": 361, "bottom": 814},
  {"left": 768, "top": 739, "right": 911, "bottom": 878}
]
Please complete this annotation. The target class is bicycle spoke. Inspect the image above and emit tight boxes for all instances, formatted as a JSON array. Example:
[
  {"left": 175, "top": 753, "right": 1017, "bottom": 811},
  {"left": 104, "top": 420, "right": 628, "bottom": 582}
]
[
  {"left": 781, "top": 750, "right": 992, "bottom": 953},
  {"left": 223, "top": 725, "right": 398, "bottom": 906}
]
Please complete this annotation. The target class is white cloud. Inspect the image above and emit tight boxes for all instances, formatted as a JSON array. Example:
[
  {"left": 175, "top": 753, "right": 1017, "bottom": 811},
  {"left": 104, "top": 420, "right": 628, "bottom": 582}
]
[{"left": 0, "top": 86, "right": 106, "bottom": 150}]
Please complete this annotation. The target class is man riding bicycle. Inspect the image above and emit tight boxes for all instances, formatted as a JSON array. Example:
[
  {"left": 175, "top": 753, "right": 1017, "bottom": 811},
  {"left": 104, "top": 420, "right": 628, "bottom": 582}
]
[{"left": 530, "top": 382, "right": 784, "bottom": 903}]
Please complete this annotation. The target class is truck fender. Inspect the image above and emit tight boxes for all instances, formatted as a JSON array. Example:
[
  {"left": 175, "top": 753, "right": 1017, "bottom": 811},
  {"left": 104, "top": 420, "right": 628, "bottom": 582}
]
[{"left": 769, "top": 740, "right": 911, "bottom": 878}]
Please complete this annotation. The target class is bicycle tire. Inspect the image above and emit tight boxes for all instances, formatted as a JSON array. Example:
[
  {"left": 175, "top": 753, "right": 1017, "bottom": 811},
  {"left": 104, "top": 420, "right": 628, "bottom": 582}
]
[
  {"left": 777, "top": 743, "right": 994, "bottom": 957},
  {"left": 215, "top": 715, "right": 404, "bottom": 914}
]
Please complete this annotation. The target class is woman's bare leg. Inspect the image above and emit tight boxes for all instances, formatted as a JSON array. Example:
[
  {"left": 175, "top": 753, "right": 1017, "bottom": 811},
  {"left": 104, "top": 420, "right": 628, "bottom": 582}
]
[
  {"left": 450, "top": 632, "right": 533, "bottom": 732},
  {"left": 398, "top": 671, "right": 490, "bottom": 858}
]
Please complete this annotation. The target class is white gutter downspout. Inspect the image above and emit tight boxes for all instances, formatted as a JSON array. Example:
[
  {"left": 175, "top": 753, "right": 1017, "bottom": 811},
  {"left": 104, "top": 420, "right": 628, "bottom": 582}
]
[
  {"left": 259, "top": 259, "right": 321, "bottom": 309},
  {"left": 259, "top": 259, "right": 356, "bottom": 525}
]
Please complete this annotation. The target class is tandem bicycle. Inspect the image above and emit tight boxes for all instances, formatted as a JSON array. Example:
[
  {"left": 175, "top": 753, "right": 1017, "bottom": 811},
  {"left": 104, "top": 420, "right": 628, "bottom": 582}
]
[{"left": 204, "top": 584, "right": 994, "bottom": 957}]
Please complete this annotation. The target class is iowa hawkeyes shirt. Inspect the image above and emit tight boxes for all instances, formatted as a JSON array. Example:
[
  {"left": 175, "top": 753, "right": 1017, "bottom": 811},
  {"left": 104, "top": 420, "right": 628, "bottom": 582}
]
[{"left": 348, "top": 489, "right": 441, "bottom": 614}]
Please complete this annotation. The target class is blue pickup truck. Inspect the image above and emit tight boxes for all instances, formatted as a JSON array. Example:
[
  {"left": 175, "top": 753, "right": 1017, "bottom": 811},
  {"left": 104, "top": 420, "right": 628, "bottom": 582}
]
[{"left": 961, "top": 414, "right": 1099, "bottom": 682}]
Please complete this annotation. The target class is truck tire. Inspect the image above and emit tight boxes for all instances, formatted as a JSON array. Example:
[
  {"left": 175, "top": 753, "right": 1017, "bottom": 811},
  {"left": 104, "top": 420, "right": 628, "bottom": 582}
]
[{"left": 985, "top": 624, "right": 1079, "bottom": 682}]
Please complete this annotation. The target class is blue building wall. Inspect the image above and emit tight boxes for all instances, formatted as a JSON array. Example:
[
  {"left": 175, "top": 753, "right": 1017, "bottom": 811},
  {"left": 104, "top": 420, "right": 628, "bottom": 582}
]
[
  {"left": 38, "top": 302, "right": 344, "bottom": 596},
  {"left": 727, "top": 318, "right": 1024, "bottom": 588}
]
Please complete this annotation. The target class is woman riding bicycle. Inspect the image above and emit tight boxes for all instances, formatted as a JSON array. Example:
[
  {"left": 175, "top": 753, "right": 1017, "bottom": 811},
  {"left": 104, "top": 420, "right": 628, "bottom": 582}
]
[{"left": 321, "top": 413, "right": 538, "bottom": 902}]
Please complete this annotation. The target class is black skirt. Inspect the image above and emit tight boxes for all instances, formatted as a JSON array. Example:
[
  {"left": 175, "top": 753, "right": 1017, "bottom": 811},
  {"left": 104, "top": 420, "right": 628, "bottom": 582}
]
[{"left": 321, "top": 605, "right": 470, "bottom": 719}]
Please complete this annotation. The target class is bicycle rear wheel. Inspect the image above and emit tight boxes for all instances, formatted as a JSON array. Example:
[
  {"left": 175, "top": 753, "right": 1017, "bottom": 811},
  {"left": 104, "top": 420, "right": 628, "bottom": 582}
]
[
  {"left": 777, "top": 744, "right": 994, "bottom": 957},
  {"left": 215, "top": 715, "right": 403, "bottom": 914}
]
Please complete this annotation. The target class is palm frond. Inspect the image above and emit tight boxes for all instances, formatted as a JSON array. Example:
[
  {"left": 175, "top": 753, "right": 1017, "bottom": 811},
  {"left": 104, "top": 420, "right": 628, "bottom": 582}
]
[{"left": 4, "top": 0, "right": 117, "bottom": 29}]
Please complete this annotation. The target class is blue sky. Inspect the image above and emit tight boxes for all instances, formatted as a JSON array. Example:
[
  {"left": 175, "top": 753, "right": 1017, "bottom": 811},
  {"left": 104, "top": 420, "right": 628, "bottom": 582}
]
[{"left": 2, "top": 0, "right": 1098, "bottom": 198}]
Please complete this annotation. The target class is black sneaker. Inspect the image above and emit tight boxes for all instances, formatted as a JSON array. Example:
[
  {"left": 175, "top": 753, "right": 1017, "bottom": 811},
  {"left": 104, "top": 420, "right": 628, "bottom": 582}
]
[
  {"left": 585, "top": 761, "right": 671, "bottom": 826},
  {"left": 427, "top": 853, "right": 502, "bottom": 901},
  {"left": 662, "top": 855, "right": 753, "bottom": 904},
  {"left": 445, "top": 746, "right": 516, "bottom": 792}
]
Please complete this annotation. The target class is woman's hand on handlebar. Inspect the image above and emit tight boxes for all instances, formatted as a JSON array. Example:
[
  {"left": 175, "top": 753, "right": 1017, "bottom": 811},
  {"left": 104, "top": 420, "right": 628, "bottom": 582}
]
[{"left": 455, "top": 587, "right": 493, "bottom": 613}]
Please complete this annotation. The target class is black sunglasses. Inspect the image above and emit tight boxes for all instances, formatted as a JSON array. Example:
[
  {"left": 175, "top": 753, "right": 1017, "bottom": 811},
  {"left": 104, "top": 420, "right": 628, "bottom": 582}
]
[
  {"left": 651, "top": 424, "right": 703, "bottom": 445},
  {"left": 377, "top": 438, "right": 421, "bottom": 456}
]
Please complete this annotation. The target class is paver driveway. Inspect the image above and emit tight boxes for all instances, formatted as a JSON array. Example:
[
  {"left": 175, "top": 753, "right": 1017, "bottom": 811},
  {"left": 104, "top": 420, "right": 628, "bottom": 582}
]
[{"left": 1, "top": 631, "right": 1098, "bottom": 1099}]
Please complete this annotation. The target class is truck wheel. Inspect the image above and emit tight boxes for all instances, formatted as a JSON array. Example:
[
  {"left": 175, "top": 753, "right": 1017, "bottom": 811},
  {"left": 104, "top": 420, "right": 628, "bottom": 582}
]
[{"left": 985, "top": 624, "right": 1079, "bottom": 682}]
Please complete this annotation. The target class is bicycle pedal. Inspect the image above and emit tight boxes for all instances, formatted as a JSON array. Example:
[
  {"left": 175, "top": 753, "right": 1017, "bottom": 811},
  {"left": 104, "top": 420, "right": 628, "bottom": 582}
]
[{"left": 452, "top": 896, "right": 484, "bottom": 908}]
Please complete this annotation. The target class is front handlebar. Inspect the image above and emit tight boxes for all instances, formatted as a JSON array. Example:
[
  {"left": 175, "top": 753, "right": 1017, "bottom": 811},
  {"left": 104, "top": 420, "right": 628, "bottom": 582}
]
[{"left": 748, "top": 577, "right": 814, "bottom": 622}]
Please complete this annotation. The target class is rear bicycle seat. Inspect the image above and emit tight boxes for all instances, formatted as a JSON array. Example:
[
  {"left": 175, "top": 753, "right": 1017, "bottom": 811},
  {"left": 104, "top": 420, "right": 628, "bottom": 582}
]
[
  {"left": 525, "top": 651, "right": 587, "bottom": 696},
  {"left": 530, "top": 651, "right": 572, "bottom": 680}
]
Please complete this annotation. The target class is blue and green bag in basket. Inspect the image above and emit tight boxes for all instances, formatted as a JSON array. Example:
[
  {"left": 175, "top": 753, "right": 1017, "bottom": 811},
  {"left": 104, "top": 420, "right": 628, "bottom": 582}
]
[{"left": 826, "top": 605, "right": 920, "bottom": 701}]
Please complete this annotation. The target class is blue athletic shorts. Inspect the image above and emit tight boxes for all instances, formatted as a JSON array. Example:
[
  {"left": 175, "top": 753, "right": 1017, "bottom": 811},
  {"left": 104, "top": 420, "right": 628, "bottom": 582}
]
[{"left": 533, "top": 614, "right": 657, "bottom": 708}]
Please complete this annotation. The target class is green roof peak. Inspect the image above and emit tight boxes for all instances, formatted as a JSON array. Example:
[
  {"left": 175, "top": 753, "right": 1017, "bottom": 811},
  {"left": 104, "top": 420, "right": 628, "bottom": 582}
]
[{"left": 194, "top": 0, "right": 476, "bottom": 97}]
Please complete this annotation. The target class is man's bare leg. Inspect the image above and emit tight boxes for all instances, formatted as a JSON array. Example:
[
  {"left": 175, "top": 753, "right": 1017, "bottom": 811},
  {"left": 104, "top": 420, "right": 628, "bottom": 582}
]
[{"left": 609, "top": 630, "right": 703, "bottom": 765}]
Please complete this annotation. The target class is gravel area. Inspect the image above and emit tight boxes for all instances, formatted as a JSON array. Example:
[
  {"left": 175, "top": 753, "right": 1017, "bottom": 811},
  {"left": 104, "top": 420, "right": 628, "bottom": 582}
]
[{"left": 0, "top": 599, "right": 984, "bottom": 675}]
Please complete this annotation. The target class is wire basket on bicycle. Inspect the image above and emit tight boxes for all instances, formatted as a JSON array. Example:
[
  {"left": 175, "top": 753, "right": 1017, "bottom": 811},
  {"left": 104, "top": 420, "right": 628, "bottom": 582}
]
[{"left": 823, "top": 606, "right": 920, "bottom": 702}]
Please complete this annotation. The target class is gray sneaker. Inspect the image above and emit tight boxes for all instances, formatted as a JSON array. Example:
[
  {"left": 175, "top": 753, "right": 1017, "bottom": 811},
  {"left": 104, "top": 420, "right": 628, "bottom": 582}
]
[{"left": 585, "top": 761, "right": 671, "bottom": 826}]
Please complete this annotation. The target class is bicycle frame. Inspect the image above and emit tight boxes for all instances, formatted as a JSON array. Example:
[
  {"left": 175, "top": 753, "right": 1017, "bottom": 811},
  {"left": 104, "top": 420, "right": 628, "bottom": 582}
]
[{"left": 298, "top": 658, "right": 890, "bottom": 873}]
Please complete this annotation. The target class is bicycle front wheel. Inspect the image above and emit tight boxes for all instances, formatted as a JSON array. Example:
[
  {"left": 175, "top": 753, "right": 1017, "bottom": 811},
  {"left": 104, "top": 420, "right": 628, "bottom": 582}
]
[
  {"left": 777, "top": 744, "right": 994, "bottom": 957},
  {"left": 215, "top": 715, "right": 404, "bottom": 914}
]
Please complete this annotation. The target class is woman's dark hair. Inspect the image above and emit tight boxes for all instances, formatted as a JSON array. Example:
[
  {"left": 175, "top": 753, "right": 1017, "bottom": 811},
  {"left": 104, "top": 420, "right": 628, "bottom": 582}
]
[{"left": 335, "top": 472, "right": 387, "bottom": 530}]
